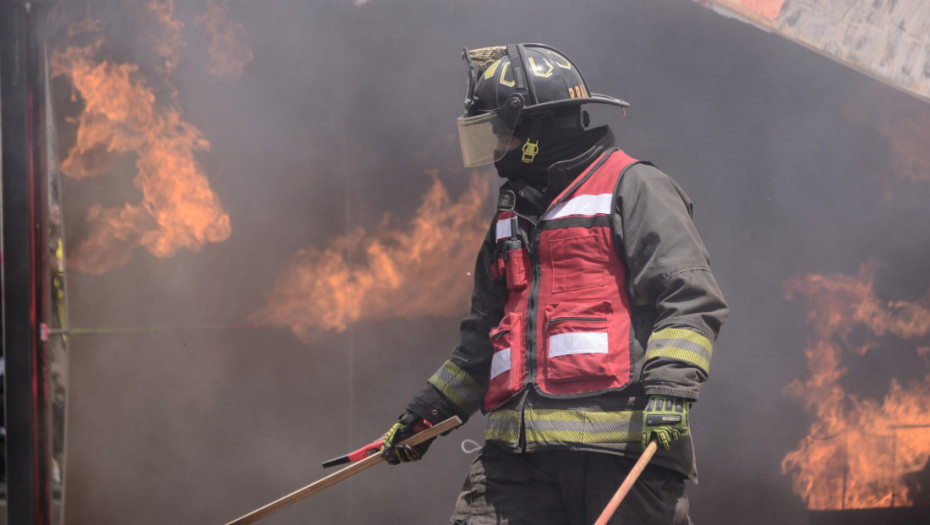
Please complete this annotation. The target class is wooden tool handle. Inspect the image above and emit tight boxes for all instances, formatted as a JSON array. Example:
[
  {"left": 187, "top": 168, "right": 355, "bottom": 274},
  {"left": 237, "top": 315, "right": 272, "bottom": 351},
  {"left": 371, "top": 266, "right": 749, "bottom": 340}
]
[
  {"left": 224, "top": 415, "right": 462, "bottom": 525},
  {"left": 593, "top": 440, "right": 659, "bottom": 525}
]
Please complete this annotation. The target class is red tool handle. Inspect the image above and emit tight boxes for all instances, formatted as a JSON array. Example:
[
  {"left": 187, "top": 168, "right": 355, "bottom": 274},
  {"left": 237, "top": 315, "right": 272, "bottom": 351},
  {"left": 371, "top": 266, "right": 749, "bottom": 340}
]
[{"left": 321, "top": 419, "right": 431, "bottom": 468}]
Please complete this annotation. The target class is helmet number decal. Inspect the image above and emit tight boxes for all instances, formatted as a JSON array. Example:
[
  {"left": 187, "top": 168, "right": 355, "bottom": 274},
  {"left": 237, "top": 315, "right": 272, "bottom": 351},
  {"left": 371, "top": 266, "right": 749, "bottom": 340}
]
[{"left": 568, "top": 84, "right": 589, "bottom": 99}]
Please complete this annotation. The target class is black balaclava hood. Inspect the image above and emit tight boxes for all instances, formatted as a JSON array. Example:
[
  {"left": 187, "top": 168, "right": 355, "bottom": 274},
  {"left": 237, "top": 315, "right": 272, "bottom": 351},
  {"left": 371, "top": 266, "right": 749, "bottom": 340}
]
[{"left": 494, "top": 110, "right": 603, "bottom": 191}]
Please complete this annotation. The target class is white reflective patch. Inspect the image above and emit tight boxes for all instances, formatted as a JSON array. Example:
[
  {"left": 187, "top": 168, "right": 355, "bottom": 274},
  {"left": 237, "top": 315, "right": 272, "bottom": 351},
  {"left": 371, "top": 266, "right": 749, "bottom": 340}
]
[
  {"left": 496, "top": 219, "right": 512, "bottom": 242},
  {"left": 549, "top": 332, "right": 609, "bottom": 358},
  {"left": 490, "top": 348, "right": 512, "bottom": 379},
  {"left": 544, "top": 193, "right": 613, "bottom": 220}
]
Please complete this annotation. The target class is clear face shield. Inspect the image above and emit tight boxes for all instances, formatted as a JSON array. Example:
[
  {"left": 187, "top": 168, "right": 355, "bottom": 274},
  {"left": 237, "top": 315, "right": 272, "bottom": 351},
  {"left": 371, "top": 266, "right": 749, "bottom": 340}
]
[{"left": 457, "top": 112, "right": 516, "bottom": 168}]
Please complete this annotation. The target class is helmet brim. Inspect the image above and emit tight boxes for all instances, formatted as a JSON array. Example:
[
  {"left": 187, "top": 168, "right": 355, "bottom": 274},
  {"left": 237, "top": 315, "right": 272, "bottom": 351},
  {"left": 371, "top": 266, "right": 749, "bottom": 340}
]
[{"left": 521, "top": 92, "right": 630, "bottom": 115}]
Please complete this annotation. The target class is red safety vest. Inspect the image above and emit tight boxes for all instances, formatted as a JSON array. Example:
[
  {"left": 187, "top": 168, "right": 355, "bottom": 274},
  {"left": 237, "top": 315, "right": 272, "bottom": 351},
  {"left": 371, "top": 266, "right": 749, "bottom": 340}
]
[{"left": 486, "top": 149, "right": 639, "bottom": 411}]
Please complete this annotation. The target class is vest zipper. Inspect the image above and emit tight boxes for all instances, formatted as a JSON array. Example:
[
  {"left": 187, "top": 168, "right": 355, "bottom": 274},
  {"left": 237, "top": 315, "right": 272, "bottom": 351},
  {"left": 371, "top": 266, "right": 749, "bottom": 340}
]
[{"left": 525, "top": 220, "right": 541, "bottom": 388}]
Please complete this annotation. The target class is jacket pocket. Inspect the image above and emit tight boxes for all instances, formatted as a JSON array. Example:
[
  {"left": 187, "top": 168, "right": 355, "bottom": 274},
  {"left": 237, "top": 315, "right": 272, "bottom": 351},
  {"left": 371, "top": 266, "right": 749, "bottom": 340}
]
[
  {"left": 485, "top": 312, "right": 526, "bottom": 409},
  {"left": 543, "top": 301, "right": 614, "bottom": 384}
]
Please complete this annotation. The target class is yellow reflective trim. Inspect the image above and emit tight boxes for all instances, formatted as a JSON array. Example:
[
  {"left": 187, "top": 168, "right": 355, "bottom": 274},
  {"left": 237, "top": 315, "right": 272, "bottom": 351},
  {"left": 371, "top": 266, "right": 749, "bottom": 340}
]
[
  {"left": 485, "top": 428, "right": 520, "bottom": 442},
  {"left": 428, "top": 361, "right": 483, "bottom": 415},
  {"left": 646, "top": 327, "right": 713, "bottom": 372},
  {"left": 499, "top": 62, "right": 515, "bottom": 87},
  {"left": 646, "top": 348, "right": 710, "bottom": 372},
  {"left": 485, "top": 407, "right": 642, "bottom": 445},
  {"left": 649, "top": 327, "right": 712, "bottom": 351},
  {"left": 524, "top": 428, "right": 640, "bottom": 443},
  {"left": 526, "top": 408, "right": 638, "bottom": 424},
  {"left": 528, "top": 56, "right": 554, "bottom": 78},
  {"left": 544, "top": 50, "right": 571, "bottom": 69},
  {"left": 483, "top": 59, "right": 502, "bottom": 80}
]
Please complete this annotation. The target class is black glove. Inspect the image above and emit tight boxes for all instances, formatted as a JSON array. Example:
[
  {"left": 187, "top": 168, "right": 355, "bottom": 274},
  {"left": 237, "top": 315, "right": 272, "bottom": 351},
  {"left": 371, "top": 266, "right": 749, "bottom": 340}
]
[{"left": 380, "top": 411, "right": 434, "bottom": 465}]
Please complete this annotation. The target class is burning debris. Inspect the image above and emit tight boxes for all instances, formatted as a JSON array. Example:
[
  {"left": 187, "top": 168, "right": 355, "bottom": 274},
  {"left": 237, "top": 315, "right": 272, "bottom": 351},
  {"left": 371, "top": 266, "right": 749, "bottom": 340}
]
[
  {"left": 253, "top": 171, "right": 492, "bottom": 341},
  {"left": 781, "top": 260, "right": 930, "bottom": 510}
]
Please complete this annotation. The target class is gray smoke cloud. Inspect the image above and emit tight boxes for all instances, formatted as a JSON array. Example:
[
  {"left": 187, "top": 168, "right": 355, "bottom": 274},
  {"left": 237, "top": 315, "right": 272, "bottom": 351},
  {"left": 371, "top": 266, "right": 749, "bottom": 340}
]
[{"left": 49, "top": 1, "right": 930, "bottom": 524}]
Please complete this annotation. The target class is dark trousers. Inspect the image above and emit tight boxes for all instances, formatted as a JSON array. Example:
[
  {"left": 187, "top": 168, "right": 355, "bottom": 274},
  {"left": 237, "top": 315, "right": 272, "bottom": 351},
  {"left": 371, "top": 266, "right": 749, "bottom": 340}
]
[{"left": 451, "top": 444, "right": 692, "bottom": 525}]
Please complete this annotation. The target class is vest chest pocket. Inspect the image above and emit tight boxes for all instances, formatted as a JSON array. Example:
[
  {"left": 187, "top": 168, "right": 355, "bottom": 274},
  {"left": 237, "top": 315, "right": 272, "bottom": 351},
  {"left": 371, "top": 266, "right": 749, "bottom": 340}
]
[
  {"left": 548, "top": 233, "right": 609, "bottom": 294},
  {"left": 485, "top": 312, "right": 526, "bottom": 409}
]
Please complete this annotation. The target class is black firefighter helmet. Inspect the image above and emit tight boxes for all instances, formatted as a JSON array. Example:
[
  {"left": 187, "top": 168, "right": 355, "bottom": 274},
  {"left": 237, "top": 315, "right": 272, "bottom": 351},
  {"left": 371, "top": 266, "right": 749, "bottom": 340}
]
[{"left": 457, "top": 43, "right": 629, "bottom": 168}]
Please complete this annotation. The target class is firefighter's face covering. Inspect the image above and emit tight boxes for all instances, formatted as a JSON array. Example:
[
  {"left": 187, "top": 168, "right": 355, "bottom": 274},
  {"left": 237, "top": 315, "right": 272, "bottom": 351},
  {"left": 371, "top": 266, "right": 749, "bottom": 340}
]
[{"left": 492, "top": 112, "right": 594, "bottom": 187}]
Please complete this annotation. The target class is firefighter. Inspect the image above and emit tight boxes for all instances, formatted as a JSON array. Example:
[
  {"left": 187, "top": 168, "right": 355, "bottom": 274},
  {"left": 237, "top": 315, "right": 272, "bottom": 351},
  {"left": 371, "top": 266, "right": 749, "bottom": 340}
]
[{"left": 381, "top": 44, "right": 728, "bottom": 525}]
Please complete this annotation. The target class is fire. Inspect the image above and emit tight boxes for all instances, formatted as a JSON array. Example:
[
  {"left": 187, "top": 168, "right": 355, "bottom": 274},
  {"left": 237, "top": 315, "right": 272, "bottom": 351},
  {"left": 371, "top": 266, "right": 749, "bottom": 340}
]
[
  {"left": 145, "top": 0, "right": 185, "bottom": 78},
  {"left": 253, "top": 171, "right": 493, "bottom": 342},
  {"left": 50, "top": 14, "right": 234, "bottom": 274},
  {"left": 781, "top": 260, "right": 930, "bottom": 509},
  {"left": 195, "top": 0, "right": 254, "bottom": 79},
  {"left": 877, "top": 105, "right": 930, "bottom": 183}
]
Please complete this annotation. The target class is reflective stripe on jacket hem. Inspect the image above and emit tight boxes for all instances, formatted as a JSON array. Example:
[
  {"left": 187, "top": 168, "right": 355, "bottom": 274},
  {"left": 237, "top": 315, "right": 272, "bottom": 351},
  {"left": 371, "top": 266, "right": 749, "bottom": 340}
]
[{"left": 485, "top": 407, "right": 642, "bottom": 445}]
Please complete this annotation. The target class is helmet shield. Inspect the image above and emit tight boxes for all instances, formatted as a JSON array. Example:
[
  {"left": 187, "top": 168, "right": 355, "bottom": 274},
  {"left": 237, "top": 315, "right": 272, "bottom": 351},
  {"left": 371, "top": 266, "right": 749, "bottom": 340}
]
[{"left": 457, "top": 111, "right": 514, "bottom": 168}]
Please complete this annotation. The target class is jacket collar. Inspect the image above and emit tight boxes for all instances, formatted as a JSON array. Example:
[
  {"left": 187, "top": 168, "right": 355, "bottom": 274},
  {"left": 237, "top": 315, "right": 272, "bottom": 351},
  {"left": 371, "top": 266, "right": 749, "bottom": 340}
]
[{"left": 545, "top": 126, "right": 615, "bottom": 195}]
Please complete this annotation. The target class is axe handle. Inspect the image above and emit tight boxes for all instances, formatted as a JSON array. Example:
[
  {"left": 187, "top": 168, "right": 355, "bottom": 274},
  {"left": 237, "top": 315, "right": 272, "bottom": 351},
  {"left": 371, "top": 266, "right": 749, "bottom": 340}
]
[
  {"left": 224, "top": 415, "right": 462, "bottom": 525},
  {"left": 593, "top": 440, "right": 659, "bottom": 525}
]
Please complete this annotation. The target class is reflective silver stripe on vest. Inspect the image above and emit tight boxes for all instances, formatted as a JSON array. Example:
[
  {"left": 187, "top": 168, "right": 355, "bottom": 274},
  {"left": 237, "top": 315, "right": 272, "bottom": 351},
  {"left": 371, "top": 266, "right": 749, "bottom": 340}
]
[
  {"left": 645, "top": 327, "right": 713, "bottom": 373},
  {"left": 543, "top": 193, "right": 613, "bottom": 220},
  {"left": 495, "top": 219, "right": 513, "bottom": 242},
  {"left": 428, "top": 360, "right": 484, "bottom": 415},
  {"left": 490, "top": 348, "right": 512, "bottom": 379},
  {"left": 548, "top": 332, "right": 608, "bottom": 358},
  {"left": 486, "top": 407, "right": 642, "bottom": 445}
]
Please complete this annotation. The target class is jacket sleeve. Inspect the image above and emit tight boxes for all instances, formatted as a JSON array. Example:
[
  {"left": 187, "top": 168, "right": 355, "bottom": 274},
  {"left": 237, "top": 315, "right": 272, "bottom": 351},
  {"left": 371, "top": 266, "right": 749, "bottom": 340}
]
[
  {"left": 405, "top": 223, "right": 503, "bottom": 424},
  {"left": 614, "top": 163, "right": 728, "bottom": 401}
]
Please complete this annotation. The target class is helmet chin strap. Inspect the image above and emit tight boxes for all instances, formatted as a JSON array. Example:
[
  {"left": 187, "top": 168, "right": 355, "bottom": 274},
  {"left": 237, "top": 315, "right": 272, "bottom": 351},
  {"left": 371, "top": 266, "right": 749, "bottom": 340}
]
[{"left": 520, "top": 116, "right": 544, "bottom": 164}]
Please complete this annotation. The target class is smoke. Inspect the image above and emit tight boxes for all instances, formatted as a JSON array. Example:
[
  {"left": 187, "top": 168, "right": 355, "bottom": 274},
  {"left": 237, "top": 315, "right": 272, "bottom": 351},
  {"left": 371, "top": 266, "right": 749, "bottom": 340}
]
[{"left": 49, "top": 1, "right": 930, "bottom": 525}]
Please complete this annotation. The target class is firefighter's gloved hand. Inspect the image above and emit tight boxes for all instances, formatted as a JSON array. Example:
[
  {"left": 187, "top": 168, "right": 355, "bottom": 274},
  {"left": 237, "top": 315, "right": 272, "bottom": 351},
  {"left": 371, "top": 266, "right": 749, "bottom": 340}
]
[
  {"left": 380, "top": 411, "right": 434, "bottom": 465},
  {"left": 641, "top": 395, "right": 690, "bottom": 450}
]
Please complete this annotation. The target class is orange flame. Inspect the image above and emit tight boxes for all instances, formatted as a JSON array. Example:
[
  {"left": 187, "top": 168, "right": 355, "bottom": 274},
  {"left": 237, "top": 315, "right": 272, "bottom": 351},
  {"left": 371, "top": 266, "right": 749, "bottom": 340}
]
[
  {"left": 145, "top": 0, "right": 185, "bottom": 78},
  {"left": 877, "top": 106, "right": 930, "bottom": 183},
  {"left": 51, "top": 18, "right": 231, "bottom": 274},
  {"left": 253, "top": 171, "right": 492, "bottom": 342},
  {"left": 781, "top": 260, "right": 930, "bottom": 509},
  {"left": 195, "top": 0, "right": 254, "bottom": 79}
]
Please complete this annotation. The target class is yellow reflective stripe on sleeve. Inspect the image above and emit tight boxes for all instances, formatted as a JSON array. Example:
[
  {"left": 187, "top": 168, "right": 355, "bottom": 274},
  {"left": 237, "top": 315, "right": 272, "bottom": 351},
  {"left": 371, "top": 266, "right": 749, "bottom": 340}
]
[
  {"left": 485, "top": 407, "right": 642, "bottom": 446},
  {"left": 645, "top": 327, "right": 713, "bottom": 373},
  {"left": 428, "top": 360, "right": 484, "bottom": 415}
]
